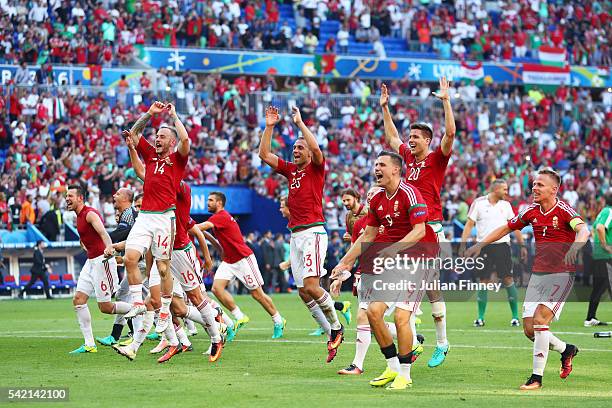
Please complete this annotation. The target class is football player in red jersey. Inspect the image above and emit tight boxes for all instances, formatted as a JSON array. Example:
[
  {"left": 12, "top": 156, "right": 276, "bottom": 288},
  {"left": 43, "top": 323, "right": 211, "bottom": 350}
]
[
  {"left": 380, "top": 77, "right": 455, "bottom": 367},
  {"left": 112, "top": 137, "right": 224, "bottom": 363},
  {"left": 117, "top": 102, "right": 189, "bottom": 333},
  {"left": 198, "top": 192, "right": 286, "bottom": 339},
  {"left": 467, "top": 168, "right": 590, "bottom": 390},
  {"left": 259, "top": 106, "right": 344, "bottom": 363},
  {"left": 332, "top": 151, "right": 438, "bottom": 390},
  {"left": 66, "top": 184, "right": 133, "bottom": 354}
]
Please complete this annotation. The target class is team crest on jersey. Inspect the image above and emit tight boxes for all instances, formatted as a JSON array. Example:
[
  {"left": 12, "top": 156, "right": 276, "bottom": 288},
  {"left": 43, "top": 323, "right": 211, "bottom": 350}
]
[
  {"left": 378, "top": 205, "right": 383, "bottom": 211},
  {"left": 394, "top": 200, "right": 398, "bottom": 212},
  {"left": 552, "top": 216, "right": 559, "bottom": 229}
]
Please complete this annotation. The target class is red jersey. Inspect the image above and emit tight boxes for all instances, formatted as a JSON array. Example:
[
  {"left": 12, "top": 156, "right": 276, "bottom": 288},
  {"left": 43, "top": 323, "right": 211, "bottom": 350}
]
[
  {"left": 399, "top": 145, "right": 451, "bottom": 223},
  {"left": 366, "top": 181, "right": 438, "bottom": 256},
  {"left": 507, "top": 199, "right": 583, "bottom": 273},
  {"left": 76, "top": 206, "right": 106, "bottom": 259},
  {"left": 173, "top": 182, "right": 193, "bottom": 250},
  {"left": 136, "top": 137, "right": 188, "bottom": 213},
  {"left": 208, "top": 209, "right": 252, "bottom": 264},
  {"left": 351, "top": 214, "right": 369, "bottom": 244},
  {"left": 275, "top": 157, "right": 325, "bottom": 231}
]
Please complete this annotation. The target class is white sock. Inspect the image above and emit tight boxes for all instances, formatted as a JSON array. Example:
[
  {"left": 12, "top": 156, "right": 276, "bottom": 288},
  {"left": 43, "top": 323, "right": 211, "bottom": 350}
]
[
  {"left": 184, "top": 318, "right": 197, "bottom": 333},
  {"left": 399, "top": 362, "right": 411, "bottom": 380},
  {"left": 271, "top": 312, "right": 283, "bottom": 325},
  {"left": 231, "top": 306, "right": 244, "bottom": 320},
  {"left": 164, "top": 321, "right": 179, "bottom": 346},
  {"left": 387, "top": 356, "right": 400, "bottom": 372},
  {"left": 533, "top": 325, "right": 551, "bottom": 376},
  {"left": 353, "top": 325, "right": 371, "bottom": 370},
  {"left": 315, "top": 291, "right": 341, "bottom": 330},
  {"left": 386, "top": 321, "right": 398, "bottom": 338},
  {"left": 197, "top": 299, "right": 221, "bottom": 343},
  {"left": 549, "top": 333, "right": 567, "bottom": 354},
  {"left": 129, "top": 284, "right": 143, "bottom": 304},
  {"left": 75, "top": 304, "right": 95, "bottom": 347},
  {"left": 175, "top": 324, "right": 191, "bottom": 347},
  {"left": 112, "top": 301, "right": 132, "bottom": 314},
  {"left": 305, "top": 300, "right": 331, "bottom": 335},
  {"left": 132, "top": 314, "right": 144, "bottom": 333},
  {"left": 410, "top": 314, "right": 417, "bottom": 345},
  {"left": 114, "top": 314, "right": 126, "bottom": 325},
  {"left": 132, "top": 311, "right": 155, "bottom": 351},
  {"left": 222, "top": 312, "right": 235, "bottom": 329},
  {"left": 431, "top": 301, "right": 448, "bottom": 346},
  {"left": 160, "top": 295, "right": 172, "bottom": 315},
  {"left": 186, "top": 306, "right": 206, "bottom": 326}
]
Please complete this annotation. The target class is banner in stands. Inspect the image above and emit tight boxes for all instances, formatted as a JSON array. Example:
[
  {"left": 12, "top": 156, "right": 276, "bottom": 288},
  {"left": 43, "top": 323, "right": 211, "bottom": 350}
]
[
  {"left": 143, "top": 47, "right": 612, "bottom": 88},
  {"left": 190, "top": 185, "right": 253, "bottom": 215},
  {"left": 0, "top": 64, "right": 153, "bottom": 88}
]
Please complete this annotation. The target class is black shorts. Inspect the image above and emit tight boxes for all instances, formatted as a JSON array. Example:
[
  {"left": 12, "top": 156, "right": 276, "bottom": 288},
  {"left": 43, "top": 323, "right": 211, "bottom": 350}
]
[{"left": 477, "top": 243, "right": 512, "bottom": 280}]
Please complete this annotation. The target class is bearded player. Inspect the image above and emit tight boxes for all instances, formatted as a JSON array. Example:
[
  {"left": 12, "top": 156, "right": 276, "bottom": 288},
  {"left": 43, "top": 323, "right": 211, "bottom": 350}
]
[
  {"left": 467, "top": 168, "right": 588, "bottom": 390},
  {"left": 380, "top": 77, "right": 454, "bottom": 367},
  {"left": 66, "top": 184, "right": 132, "bottom": 354},
  {"left": 120, "top": 102, "right": 189, "bottom": 335},
  {"left": 111, "top": 137, "right": 224, "bottom": 363},
  {"left": 259, "top": 106, "right": 344, "bottom": 363},
  {"left": 332, "top": 152, "right": 438, "bottom": 390}
]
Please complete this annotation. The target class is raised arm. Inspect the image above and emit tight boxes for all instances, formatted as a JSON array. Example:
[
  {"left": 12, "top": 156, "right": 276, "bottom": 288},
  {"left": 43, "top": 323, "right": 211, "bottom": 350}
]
[
  {"left": 167, "top": 103, "right": 190, "bottom": 157},
  {"left": 123, "top": 130, "right": 146, "bottom": 180},
  {"left": 380, "top": 84, "right": 402, "bottom": 153},
  {"left": 258, "top": 106, "right": 281, "bottom": 169},
  {"left": 432, "top": 77, "right": 456, "bottom": 156},
  {"left": 128, "top": 101, "right": 166, "bottom": 146},
  {"left": 291, "top": 106, "right": 324, "bottom": 165}
]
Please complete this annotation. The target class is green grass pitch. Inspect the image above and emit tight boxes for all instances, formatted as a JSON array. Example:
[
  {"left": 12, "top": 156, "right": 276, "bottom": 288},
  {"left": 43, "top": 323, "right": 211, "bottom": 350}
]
[{"left": 1, "top": 294, "right": 610, "bottom": 407}]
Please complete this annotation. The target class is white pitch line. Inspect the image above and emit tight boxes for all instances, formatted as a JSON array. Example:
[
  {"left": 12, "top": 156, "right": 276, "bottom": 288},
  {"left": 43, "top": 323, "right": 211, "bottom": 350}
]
[{"left": 1, "top": 332, "right": 611, "bottom": 352}]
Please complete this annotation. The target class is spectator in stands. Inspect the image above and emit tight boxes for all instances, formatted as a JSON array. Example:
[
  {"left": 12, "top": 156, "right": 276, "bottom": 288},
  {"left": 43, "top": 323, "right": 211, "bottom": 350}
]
[
  {"left": 337, "top": 24, "right": 349, "bottom": 54},
  {"left": 19, "top": 240, "right": 53, "bottom": 299}
]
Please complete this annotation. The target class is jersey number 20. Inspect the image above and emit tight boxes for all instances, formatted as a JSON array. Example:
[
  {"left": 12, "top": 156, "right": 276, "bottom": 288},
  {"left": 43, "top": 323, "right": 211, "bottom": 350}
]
[{"left": 407, "top": 167, "right": 421, "bottom": 181}]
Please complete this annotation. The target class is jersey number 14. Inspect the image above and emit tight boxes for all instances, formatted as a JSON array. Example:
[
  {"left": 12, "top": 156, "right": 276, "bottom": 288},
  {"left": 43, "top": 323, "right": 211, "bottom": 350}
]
[{"left": 154, "top": 162, "right": 166, "bottom": 175}]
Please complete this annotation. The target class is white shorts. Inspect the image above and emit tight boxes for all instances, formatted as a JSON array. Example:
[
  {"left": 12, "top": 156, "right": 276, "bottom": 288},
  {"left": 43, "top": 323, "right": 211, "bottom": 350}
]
[
  {"left": 523, "top": 272, "right": 574, "bottom": 321},
  {"left": 76, "top": 255, "right": 119, "bottom": 303},
  {"left": 149, "top": 263, "right": 183, "bottom": 297},
  {"left": 170, "top": 243, "right": 201, "bottom": 292},
  {"left": 125, "top": 211, "right": 176, "bottom": 260},
  {"left": 215, "top": 254, "right": 264, "bottom": 291},
  {"left": 290, "top": 225, "right": 328, "bottom": 288}
]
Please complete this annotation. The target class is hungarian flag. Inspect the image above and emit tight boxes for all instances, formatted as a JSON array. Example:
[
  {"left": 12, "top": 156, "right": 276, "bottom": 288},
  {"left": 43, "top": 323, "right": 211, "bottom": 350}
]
[
  {"left": 522, "top": 63, "right": 570, "bottom": 92},
  {"left": 460, "top": 61, "right": 484, "bottom": 84},
  {"left": 538, "top": 45, "right": 566, "bottom": 67},
  {"left": 314, "top": 54, "right": 336, "bottom": 74}
]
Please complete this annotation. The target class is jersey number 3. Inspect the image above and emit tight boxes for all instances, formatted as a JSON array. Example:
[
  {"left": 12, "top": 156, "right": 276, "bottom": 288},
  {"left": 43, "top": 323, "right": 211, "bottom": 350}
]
[
  {"left": 154, "top": 161, "right": 166, "bottom": 175},
  {"left": 407, "top": 167, "right": 421, "bottom": 181}
]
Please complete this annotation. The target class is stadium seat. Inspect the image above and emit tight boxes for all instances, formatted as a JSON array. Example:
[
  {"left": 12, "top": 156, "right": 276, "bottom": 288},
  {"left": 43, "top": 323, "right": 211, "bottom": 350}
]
[
  {"left": 49, "top": 274, "right": 61, "bottom": 290},
  {"left": 19, "top": 275, "right": 31, "bottom": 289},
  {"left": 0, "top": 275, "right": 18, "bottom": 297},
  {"left": 61, "top": 274, "right": 77, "bottom": 293}
]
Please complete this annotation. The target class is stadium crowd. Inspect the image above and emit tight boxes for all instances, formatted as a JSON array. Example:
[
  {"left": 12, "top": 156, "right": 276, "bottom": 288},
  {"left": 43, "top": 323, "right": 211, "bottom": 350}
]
[
  {"left": 0, "top": 0, "right": 609, "bottom": 65},
  {"left": 0, "top": 67, "right": 610, "bottom": 243}
]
